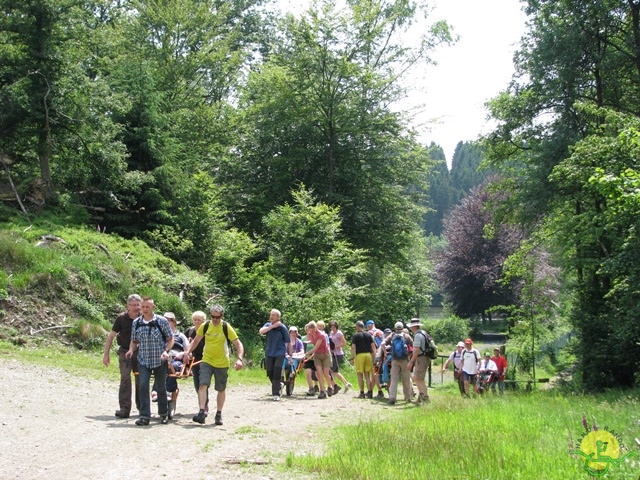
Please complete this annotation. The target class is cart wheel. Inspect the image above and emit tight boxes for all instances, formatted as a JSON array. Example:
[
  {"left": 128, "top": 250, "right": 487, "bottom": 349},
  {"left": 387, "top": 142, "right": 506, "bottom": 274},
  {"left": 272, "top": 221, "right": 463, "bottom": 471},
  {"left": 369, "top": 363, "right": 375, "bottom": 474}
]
[
  {"left": 168, "top": 389, "right": 178, "bottom": 419},
  {"left": 286, "top": 369, "right": 296, "bottom": 396}
]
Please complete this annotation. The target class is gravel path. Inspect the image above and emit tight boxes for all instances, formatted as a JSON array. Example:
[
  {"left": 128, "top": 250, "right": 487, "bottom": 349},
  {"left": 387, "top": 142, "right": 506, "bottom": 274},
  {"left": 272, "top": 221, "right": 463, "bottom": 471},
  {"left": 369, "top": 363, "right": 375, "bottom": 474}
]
[{"left": 0, "top": 359, "right": 394, "bottom": 480}]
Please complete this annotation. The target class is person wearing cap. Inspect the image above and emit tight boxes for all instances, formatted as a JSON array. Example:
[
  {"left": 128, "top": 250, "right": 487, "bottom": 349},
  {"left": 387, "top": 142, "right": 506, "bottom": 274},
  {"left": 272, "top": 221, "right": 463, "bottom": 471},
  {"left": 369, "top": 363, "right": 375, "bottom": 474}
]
[
  {"left": 162, "top": 312, "right": 190, "bottom": 409},
  {"left": 460, "top": 338, "right": 481, "bottom": 397},
  {"left": 103, "top": 293, "right": 142, "bottom": 419},
  {"left": 350, "top": 321, "right": 377, "bottom": 398},
  {"left": 376, "top": 321, "right": 413, "bottom": 405},
  {"left": 478, "top": 352, "right": 499, "bottom": 394},
  {"left": 281, "top": 325, "right": 305, "bottom": 396},
  {"left": 491, "top": 347, "right": 508, "bottom": 395},
  {"left": 365, "top": 320, "right": 385, "bottom": 398},
  {"left": 442, "top": 341, "right": 466, "bottom": 396},
  {"left": 259, "top": 309, "right": 292, "bottom": 401},
  {"left": 406, "top": 318, "right": 433, "bottom": 404},
  {"left": 126, "top": 297, "right": 174, "bottom": 425},
  {"left": 182, "top": 304, "right": 244, "bottom": 426}
]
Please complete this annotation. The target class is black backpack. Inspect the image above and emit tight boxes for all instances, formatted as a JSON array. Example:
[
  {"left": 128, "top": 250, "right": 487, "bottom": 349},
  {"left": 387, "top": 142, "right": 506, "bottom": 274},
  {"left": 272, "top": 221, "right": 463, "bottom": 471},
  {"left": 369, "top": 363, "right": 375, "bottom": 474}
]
[
  {"left": 202, "top": 320, "right": 233, "bottom": 351},
  {"left": 415, "top": 330, "right": 438, "bottom": 359},
  {"left": 134, "top": 317, "right": 167, "bottom": 342}
]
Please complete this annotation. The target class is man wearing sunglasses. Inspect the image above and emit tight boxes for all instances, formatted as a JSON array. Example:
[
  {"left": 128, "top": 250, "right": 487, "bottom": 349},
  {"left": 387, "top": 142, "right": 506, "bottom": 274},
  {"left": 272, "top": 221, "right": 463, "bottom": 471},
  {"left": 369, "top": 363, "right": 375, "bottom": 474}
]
[{"left": 183, "top": 304, "right": 244, "bottom": 426}]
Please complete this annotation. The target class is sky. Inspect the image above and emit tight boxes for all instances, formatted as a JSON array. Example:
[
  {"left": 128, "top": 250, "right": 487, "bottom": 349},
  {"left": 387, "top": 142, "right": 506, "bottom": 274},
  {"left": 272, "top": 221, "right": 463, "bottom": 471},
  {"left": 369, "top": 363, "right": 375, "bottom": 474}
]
[{"left": 274, "top": 0, "right": 529, "bottom": 167}]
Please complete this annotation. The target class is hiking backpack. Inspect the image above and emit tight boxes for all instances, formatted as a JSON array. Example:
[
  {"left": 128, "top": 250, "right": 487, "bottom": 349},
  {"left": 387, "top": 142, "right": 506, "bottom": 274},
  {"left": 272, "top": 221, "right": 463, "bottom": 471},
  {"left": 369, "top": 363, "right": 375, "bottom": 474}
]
[
  {"left": 415, "top": 330, "right": 438, "bottom": 359},
  {"left": 391, "top": 333, "right": 409, "bottom": 360},
  {"left": 203, "top": 320, "right": 233, "bottom": 351}
]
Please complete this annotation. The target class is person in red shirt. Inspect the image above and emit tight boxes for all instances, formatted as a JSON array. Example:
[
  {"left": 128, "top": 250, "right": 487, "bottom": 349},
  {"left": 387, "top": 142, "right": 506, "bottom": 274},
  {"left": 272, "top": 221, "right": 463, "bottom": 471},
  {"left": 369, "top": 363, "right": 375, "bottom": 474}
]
[{"left": 491, "top": 347, "right": 508, "bottom": 395}]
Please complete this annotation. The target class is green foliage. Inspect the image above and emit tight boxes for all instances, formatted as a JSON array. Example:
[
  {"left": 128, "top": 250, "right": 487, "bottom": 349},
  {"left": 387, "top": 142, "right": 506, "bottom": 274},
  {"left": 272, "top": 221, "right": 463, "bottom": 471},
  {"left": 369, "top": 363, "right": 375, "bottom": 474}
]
[{"left": 429, "top": 315, "right": 469, "bottom": 343}]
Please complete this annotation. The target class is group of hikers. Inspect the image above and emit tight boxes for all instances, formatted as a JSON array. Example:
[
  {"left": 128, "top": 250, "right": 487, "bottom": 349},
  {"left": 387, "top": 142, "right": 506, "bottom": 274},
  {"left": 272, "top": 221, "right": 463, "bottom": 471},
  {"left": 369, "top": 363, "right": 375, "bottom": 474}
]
[
  {"left": 103, "top": 294, "right": 506, "bottom": 426},
  {"left": 442, "top": 338, "right": 509, "bottom": 397}
]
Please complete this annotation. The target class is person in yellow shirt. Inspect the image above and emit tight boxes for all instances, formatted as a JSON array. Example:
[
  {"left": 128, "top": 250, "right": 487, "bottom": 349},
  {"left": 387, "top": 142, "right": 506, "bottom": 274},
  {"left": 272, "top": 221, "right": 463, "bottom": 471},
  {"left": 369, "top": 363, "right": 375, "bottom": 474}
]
[{"left": 183, "top": 304, "right": 244, "bottom": 426}]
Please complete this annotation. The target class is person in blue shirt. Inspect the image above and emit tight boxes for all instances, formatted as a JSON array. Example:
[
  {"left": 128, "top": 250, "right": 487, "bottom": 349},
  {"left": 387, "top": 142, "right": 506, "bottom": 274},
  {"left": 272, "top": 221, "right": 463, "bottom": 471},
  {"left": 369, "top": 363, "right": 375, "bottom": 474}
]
[{"left": 258, "top": 309, "right": 292, "bottom": 401}]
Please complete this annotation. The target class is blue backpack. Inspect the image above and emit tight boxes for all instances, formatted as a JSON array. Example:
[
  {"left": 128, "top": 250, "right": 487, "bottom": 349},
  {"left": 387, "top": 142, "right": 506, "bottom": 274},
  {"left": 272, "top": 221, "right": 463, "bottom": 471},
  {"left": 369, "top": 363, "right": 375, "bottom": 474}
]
[{"left": 391, "top": 333, "right": 408, "bottom": 360}]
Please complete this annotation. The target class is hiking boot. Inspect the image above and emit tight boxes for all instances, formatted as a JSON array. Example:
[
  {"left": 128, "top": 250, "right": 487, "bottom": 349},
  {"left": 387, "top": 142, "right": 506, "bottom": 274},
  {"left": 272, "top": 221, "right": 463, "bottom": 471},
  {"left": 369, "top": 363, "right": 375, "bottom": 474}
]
[
  {"left": 333, "top": 384, "right": 342, "bottom": 395},
  {"left": 377, "top": 391, "right": 385, "bottom": 399},
  {"left": 114, "top": 410, "right": 130, "bottom": 419},
  {"left": 192, "top": 411, "right": 206, "bottom": 424},
  {"left": 327, "top": 387, "right": 333, "bottom": 397},
  {"left": 214, "top": 413, "right": 223, "bottom": 425},
  {"left": 417, "top": 393, "right": 430, "bottom": 404},
  {"left": 135, "top": 418, "right": 150, "bottom": 426},
  {"left": 318, "top": 391, "right": 327, "bottom": 399},
  {"left": 306, "top": 389, "right": 315, "bottom": 396},
  {"left": 344, "top": 383, "right": 352, "bottom": 393},
  {"left": 388, "top": 400, "right": 396, "bottom": 405},
  {"left": 160, "top": 416, "right": 169, "bottom": 425},
  {"left": 366, "top": 391, "right": 373, "bottom": 399},
  {"left": 357, "top": 392, "right": 366, "bottom": 399}
]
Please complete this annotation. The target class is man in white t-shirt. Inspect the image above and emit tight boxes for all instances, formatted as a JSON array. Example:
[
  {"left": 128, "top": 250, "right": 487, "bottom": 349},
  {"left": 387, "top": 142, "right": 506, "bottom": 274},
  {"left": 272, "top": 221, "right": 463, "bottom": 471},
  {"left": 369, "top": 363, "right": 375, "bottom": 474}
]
[{"left": 460, "top": 338, "right": 481, "bottom": 397}]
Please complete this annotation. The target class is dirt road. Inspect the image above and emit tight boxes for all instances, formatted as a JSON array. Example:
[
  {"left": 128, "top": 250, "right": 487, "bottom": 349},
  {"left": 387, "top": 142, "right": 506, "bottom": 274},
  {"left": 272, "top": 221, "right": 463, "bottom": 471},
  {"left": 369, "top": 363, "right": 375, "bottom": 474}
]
[{"left": 0, "top": 359, "right": 391, "bottom": 480}]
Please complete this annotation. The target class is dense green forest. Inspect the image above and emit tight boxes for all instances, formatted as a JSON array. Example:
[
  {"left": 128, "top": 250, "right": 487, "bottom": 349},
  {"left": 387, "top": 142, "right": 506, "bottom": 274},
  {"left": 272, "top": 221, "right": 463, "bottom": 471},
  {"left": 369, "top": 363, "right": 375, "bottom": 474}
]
[{"left": 2, "top": 0, "right": 640, "bottom": 391}]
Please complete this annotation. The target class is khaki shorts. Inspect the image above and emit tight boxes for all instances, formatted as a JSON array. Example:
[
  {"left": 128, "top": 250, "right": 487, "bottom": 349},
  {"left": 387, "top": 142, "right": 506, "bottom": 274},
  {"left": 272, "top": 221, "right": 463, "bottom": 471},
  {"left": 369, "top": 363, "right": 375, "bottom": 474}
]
[
  {"left": 413, "top": 356, "right": 428, "bottom": 380},
  {"left": 355, "top": 352, "right": 373, "bottom": 374},
  {"left": 313, "top": 353, "right": 332, "bottom": 369}
]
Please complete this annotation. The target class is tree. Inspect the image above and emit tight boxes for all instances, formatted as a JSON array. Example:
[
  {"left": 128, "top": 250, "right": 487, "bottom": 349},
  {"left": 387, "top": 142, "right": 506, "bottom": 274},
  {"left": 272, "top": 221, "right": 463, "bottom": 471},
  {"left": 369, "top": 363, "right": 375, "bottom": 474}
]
[
  {"left": 435, "top": 180, "right": 524, "bottom": 320},
  {"left": 227, "top": 0, "right": 452, "bottom": 263},
  {"left": 423, "top": 143, "right": 452, "bottom": 235}
]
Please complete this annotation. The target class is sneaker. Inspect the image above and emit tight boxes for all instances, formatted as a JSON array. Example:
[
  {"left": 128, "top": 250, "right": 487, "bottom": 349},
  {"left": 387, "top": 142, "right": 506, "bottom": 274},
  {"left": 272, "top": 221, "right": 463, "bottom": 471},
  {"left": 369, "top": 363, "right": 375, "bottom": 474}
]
[
  {"left": 357, "top": 392, "right": 366, "bottom": 399},
  {"left": 192, "top": 411, "right": 206, "bottom": 424},
  {"left": 333, "top": 384, "right": 342, "bottom": 395},
  {"left": 306, "top": 389, "right": 315, "bottom": 396},
  {"left": 344, "top": 383, "right": 351, "bottom": 393},
  {"left": 327, "top": 387, "right": 333, "bottom": 397},
  {"left": 417, "top": 393, "right": 430, "bottom": 404},
  {"left": 160, "top": 416, "right": 169, "bottom": 425},
  {"left": 377, "top": 391, "right": 385, "bottom": 399},
  {"left": 314, "top": 385, "right": 319, "bottom": 393},
  {"left": 366, "top": 391, "right": 373, "bottom": 399},
  {"left": 135, "top": 418, "right": 150, "bottom": 426},
  {"left": 318, "top": 391, "right": 327, "bottom": 399},
  {"left": 151, "top": 391, "right": 158, "bottom": 402},
  {"left": 114, "top": 410, "right": 130, "bottom": 419},
  {"left": 214, "top": 413, "right": 223, "bottom": 425},
  {"left": 280, "top": 382, "right": 284, "bottom": 397},
  {"left": 273, "top": 395, "right": 280, "bottom": 401}
]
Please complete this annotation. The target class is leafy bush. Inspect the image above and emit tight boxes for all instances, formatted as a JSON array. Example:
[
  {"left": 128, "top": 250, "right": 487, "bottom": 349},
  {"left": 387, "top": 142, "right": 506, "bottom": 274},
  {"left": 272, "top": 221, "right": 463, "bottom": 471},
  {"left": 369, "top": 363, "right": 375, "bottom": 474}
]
[{"left": 429, "top": 315, "right": 470, "bottom": 343}]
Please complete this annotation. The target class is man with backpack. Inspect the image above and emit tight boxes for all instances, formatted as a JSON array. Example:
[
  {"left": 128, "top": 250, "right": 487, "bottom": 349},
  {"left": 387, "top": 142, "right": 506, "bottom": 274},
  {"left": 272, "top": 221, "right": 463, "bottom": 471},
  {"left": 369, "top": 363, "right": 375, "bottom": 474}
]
[
  {"left": 460, "top": 338, "right": 481, "bottom": 397},
  {"left": 406, "top": 318, "right": 435, "bottom": 404},
  {"left": 126, "top": 297, "right": 174, "bottom": 426},
  {"left": 182, "top": 304, "right": 245, "bottom": 426},
  {"left": 376, "top": 322, "right": 413, "bottom": 405}
]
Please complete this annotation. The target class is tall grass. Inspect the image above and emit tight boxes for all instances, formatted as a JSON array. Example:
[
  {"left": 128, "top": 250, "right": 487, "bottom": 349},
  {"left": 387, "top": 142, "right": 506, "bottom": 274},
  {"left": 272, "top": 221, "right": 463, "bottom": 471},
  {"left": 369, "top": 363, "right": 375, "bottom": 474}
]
[{"left": 288, "top": 391, "right": 640, "bottom": 479}]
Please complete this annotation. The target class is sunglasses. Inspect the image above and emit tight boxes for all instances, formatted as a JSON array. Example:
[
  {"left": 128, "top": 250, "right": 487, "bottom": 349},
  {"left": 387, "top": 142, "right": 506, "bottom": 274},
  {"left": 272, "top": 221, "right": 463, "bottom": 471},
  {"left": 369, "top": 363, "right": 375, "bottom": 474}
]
[{"left": 211, "top": 314, "right": 222, "bottom": 319}]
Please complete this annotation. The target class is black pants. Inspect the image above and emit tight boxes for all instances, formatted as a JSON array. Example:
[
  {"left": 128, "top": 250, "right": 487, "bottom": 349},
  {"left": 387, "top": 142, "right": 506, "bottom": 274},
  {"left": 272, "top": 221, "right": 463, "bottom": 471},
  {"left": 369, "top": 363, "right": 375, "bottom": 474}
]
[{"left": 265, "top": 355, "right": 285, "bottom": 396}]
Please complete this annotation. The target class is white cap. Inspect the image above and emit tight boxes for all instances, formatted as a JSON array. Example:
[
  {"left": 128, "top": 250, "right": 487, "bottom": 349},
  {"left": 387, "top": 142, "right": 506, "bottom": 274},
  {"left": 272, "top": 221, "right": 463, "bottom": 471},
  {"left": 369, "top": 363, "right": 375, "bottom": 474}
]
[{"left": 394, "top": 321, "right": 404, "bottom": 330}]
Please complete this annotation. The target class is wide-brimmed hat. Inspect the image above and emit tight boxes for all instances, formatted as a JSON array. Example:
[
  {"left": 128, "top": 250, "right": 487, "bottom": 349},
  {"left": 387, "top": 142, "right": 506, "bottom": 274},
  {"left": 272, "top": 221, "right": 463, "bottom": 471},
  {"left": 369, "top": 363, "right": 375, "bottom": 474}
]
[
  {"left": 457, "top": 341, "right": 465, "bottom": 348},
  {"left": 406, "top": 318, "right": 422, "bottom": 328}
]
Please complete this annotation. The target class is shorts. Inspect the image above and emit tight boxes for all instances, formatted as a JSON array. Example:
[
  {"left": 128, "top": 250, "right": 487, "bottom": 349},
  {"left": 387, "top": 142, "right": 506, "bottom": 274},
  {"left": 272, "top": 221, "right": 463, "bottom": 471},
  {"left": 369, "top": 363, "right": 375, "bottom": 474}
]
[
  {"left": 199, "top": 362, "right": 229, "bottom": 392},
  {"left": 462, "top": 371, "right": 476, "bottom": 384},
  {"left": 355, "top": 352, "right": 373, "bottom": 374},
  {"left": 413, "top": 356, "right": 428, "bottom": 380},
  {"left": 314, "top": 353, "right": 332, "bottom": 369}
]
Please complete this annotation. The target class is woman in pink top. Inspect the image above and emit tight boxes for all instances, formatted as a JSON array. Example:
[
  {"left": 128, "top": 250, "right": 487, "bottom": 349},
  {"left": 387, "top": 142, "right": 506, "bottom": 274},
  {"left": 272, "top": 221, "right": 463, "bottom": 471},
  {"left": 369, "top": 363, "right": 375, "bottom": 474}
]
[{"left": 305, "top": 321, "right": 333, "bottom": 399}]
